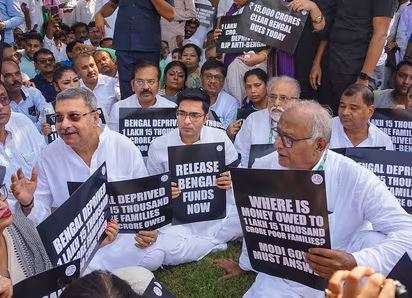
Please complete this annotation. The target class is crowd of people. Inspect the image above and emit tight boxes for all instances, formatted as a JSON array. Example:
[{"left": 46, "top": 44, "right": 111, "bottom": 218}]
[{"left": 0, "top": 0, "right": 412, "bottom": 297}]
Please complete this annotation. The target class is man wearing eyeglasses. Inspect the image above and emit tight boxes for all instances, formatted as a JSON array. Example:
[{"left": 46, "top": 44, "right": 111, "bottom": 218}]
[
  {"left": 147, "top": 88, "right": 242, "bottom": 266},
  {"left": 1, "top": 58, "right": 47, "bottom": 132},
  {"left": 11, "top": 87, "right": 166, "bottom": 272},
  {"left": 201, "top": 60, "right": 239, "bottom": 129},
  {"left": 108, "top": 62, "right": 176, "bottom": 132},
  {"left": 234, "top": 76, "right": 300, "bottom": 168},
  {"left": 75, "top": 53, "right": 120, "bottom": 118},
  {"left": 217, "top": 100, "right": 412, "bottom": 297},
  {"left": 0, "top": 81, "right": 45, "bottom": 214},
  {"left": 30, "top": 49, "right": 58, "bottom": 103}
]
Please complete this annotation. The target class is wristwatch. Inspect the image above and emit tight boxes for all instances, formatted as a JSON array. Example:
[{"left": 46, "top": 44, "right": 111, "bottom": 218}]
[
  {"left": 358, "top": 72, "right": 375, "bottom": 83},
  {"left": 312, "top": 15, "right": 323, "bottom": 24}
]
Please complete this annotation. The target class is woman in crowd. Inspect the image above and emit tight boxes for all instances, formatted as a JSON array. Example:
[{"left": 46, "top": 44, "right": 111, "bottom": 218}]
[
  {"left": 41, "top": 65, "right": 81, "bottom": 135},
  {"left": 242, "top": 68, "right": 268, "bottom": 111},
  {"left": 226, "top": 69, "right": 268, "bottom": 140},
  {"left": 0, "top": 167, "right": 52, "bottom": 285},
  {"left": 182, "top": 43, "right": 202, "bottom": 88},
  {"left": 159, "top": 61, "right": 187, "bottom": 102}
]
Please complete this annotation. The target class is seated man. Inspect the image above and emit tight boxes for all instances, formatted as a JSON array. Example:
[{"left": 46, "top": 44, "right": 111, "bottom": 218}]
[
  {"left": 330, "top": 84, "right": 393, "bottom": 150},
  {"left": 147, "top": 88, "right": 242, "bottom": 265},
  {"left": 374, "top": 60, "right": 412, "bottom": 108},
  {"left": 93, "top": 50, "right": 117, "bottom": 78},
  {"left": 218, "top": 101, "right": 412, "bottom": 297},
  {"left": 75, "top": 53, "right": 120, "bottom": 117},
  {"left": 0, "top": 81, "right": 45, "bottom": 213},
  {"left": 11, "top": 87, "right": 165, "bottom": 272},
  {"left": 201, "top": 60, "right": 239, "bottom": 129},
  {"left": 31, "top": 48, "right": 58, "bottom": 103},
  {"left": 108, "top": 62, "right": 176, "bottom": 132},
  {"left": 235, "top": 76, "right": 300, "bottom": 168},
  {"left": 1, "top": 58, "right": 47, "bottom": 131}
]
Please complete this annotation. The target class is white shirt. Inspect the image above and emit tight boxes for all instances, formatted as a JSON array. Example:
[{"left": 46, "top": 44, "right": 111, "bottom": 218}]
[
  {"left": 330, "top": 117, "right": 394, "bottom": 150},
  {"left": 241, "top": 150, "right": 412, "bottom": 298},
  {"left": 210, "top": 90, "right": 239, "bottom": 129},
  {"left": 43, "top": 36, "right": 69, "bottom": 62},
  {"left": 94, "top": 0, "right": 118, "bottom": 38},
  {"left": 147, "top": 126, "right": 240, "bottom": 242},
  {"left": 0, "top": 112, "right": 46, "bottom": 213},
  {"left": 235, "top": 108, "right": 271, "bottom": 168},
  {"left": 396, "top": 4, "right": 412, "bottom": 61},
  {"left": 108, "top": 94, "right": 176, "bottom": 132},
  {"left": 29, "top": 126, "right": 147, "bottom": 224},
  {"left": 74, "top": 0, "right": 96, "bottom": 23},
  {"left": 19, "top": 0, "right": 43, "bottom": 32},
  {"left": 80, "top": 74, "right": 120, "bottom": 119}
]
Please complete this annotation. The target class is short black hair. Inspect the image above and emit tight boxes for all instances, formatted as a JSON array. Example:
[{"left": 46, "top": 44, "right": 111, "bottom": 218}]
[
  {"left": 87, "top": 21, "right": 96, "bottom": 28},
  {"left": 201, "top": 59, "right": 227, "bottom": 78},
  {"left": 185, "top": 18, "right": 200, "bottom": 27},
  {"left": 59, "top": 271, "right": 140, "bottom": 298},
  {"left": 99, "top": 37, "right": 113, "bottom": 47},
  {"left": 342, "top": 83, "right": 374, "bottom": 106},
  {"left": 23, "top": 32, "right": 43, "bottom": 44},
  {"left": 66, "top": 41, "right": 82, "bottom": 55},
  {"left": 244, "top": 68, "right": 268, "bottom": 84},
  {"left": 53, "top": 65, "right": 78, "bottom": 83},
  {"left": 172, "top": 47, "right": 183, "bottom": 56},
  {"left": 182, "top": 43, "right": 201, "bottom": 61},
  {"left": 71, "top": 22, "right": 88, "bottom": 32},
  {"left": 33, "top": 48, "right": 55, "bottom": 63},
  {"left": 132, "top": 61, "right": 161, "bottom": 81},
  {"left": 177, "top": 88, "right": 210, "bottom": 114},
  {"left": 396, "top": 60, "right": 412, "bottom": 72},
  {"left": 3, "top": 42, "right": 12, "bottom": 49}
]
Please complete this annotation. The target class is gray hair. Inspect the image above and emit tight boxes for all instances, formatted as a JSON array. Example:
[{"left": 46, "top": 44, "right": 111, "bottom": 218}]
[
  {"left": 267, "top": 75, "right": 301, "bottom": 99},
  {"left": 284, "top": 100, "right": 332, "bottom": 142},
  {"left": 55, "top": 87, "right": 98, "bottom": 111}
]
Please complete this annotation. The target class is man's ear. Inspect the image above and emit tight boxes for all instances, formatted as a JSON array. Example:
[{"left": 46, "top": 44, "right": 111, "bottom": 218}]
[
  {"left": 367, "top": 104, "right": 375, "bottom": 119},
  {"left": 315, "top": 138, "right": 328, "bottom": 153}
]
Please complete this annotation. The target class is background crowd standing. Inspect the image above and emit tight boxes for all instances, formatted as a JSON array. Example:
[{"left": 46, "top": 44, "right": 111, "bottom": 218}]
[{"left": 0, "top": 0, "right": 412, "bottom": 297}]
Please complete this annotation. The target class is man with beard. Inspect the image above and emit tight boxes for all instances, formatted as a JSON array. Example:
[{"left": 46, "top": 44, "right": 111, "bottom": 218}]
[
  {"left": 31, "top": 49, "right": 58, "bottom": 103},
  {"left": 200, "top": 60, "right": 239, "bottom": 129},
  {"left": 71, "top": 22, "right": 89, "bottom": 43},
  {"left": 374, "top": 60, "right": 412, "bottom": 108},
  {"left": 108, "top": 62, "right": 176, "bottom": 132},
  {"left": 217, "top": 100, "right": 412, "bottom": 297},
  {"left": 234, "top": 76, "right": 300, "bottom": 168},
  {"left": 87, "top": 21, "right": 104, "bottom": 47},
  {"left": 329, "top": 84, "right": 393, "bottom": 150},
  {"left": 75, "top": 54, "right": 120, "bottom": 117},
  {"left": 1, "top": 58, "right": 47, "bottom": 131}
]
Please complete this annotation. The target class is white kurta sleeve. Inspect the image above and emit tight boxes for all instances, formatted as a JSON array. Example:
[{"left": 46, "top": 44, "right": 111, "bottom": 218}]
[{"left": 234, "top": 116, "right": 253, "bottom": 168}]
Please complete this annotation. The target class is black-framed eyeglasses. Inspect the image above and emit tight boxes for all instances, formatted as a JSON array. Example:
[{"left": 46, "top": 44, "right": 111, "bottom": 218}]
[
  {"left": 274, "top": 128, "right": 313, "bottom": 148},
  {"left": 50, "top": 110, "right": 96, "bottom": 123},
  {"left": 176, "top": 110, "right": 205, "bottom": 120},
  {"left": 134, "top": 79, "right": 158, "bottom": 87},
  {"left": 0, "top": 95, "right": 11, "bottom": 106},
  {"left": 0, "top": 184, "right": 8, "bottom": 201},
  {"left": 37, "top": 57, "right": 55, "bottom": 64}
]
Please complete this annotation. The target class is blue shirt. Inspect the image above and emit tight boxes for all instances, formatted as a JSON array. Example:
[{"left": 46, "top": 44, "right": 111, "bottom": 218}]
[
  {"left": 9, "top": 86, "right": 47, "bottom": 131},
  {"left": 0, "top": 0, "right": 24, "bottom": 44},
  {"left": 31, "top": 74, "right": 58, "bottom": 103},
  {"left": 20, "top": 52, "right": 37, "bottom": 79}
]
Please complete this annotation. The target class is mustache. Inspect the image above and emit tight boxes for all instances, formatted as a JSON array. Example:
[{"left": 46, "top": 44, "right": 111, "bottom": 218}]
[
  {"left": 12, "top": 81, "right": 22, "bottom": 87},
  {"left": 59, "top": 128, "right": 77, "bottom": 135}
]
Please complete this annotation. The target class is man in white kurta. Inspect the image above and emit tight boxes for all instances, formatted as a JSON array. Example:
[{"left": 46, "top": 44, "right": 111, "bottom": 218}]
[
  {"left": 12, "top": 87, "right": 166, "bottom": 272},
  {"left": 147, "top": 88, "right": 242, "bottom": 265},
  {"left": 329, "top": 116, "right": 394, "bottom": 150},
  {"left": 229, "top": 101, "right": 412, "bottom": 298},
  {"left": 330, "top": 84, "right": 394, "bottom": 150},
  {"left": 235, "top": 76, "right": 300, "bottom": 168},
  {"left": 108, "top": 62, "right": 177, "bottom": 132}
]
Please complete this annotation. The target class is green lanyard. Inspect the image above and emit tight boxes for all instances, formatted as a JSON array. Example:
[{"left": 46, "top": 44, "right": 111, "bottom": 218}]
[{"left": 314, "top": 151, "right": 328, "bottom": 171}]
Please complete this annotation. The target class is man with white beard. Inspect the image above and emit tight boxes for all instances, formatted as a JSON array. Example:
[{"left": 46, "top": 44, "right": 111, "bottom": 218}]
[{"left": 234, "top": 76, "right": 300, "bottom": 168}]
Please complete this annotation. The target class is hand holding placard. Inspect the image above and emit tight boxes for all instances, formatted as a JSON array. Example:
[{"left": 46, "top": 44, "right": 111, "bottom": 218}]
[
  {"left": 100, "top": 218, "right": 119, "bottom": 248},
  {"left": 135, "top": 230, "right": 159, "bottom": 249},
  {"left": 305, "top": 248, "right": 357, "bottom": 279}
]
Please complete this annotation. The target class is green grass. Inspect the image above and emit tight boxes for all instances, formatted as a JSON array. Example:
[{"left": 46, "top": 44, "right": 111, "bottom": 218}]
[{"left": 155, "top": 242, "right": 256, "bottom": 298}]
